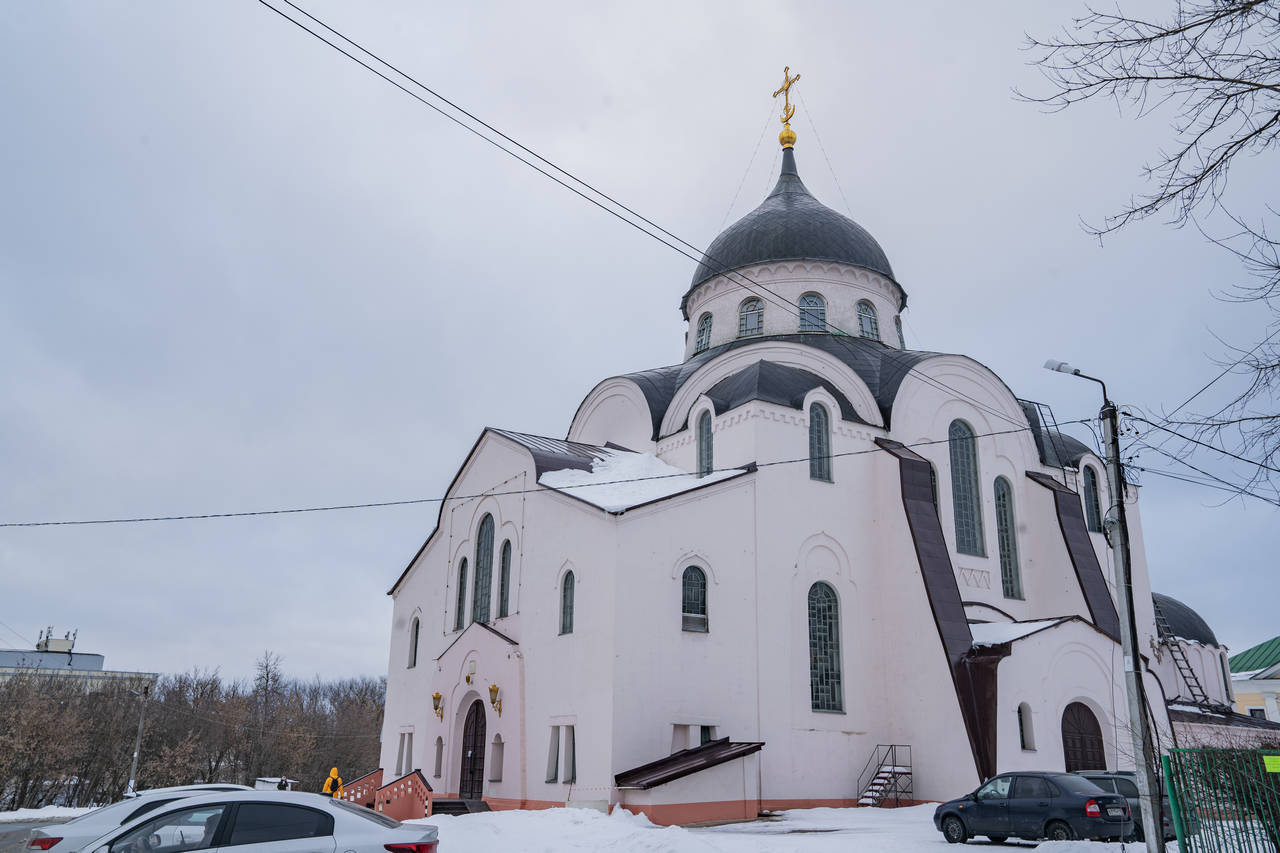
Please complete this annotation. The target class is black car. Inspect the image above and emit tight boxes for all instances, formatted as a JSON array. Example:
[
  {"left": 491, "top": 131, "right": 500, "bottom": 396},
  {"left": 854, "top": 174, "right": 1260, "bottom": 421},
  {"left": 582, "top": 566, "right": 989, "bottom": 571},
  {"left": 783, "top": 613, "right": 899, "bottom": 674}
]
[{"left": 933, "top": 771, "right": 1132, "bottom": 843}]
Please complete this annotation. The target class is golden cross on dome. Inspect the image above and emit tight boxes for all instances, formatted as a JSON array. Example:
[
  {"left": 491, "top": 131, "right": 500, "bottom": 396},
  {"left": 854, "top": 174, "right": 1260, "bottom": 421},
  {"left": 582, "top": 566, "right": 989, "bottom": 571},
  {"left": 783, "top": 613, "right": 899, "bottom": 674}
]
[{"left": 772, "top": 65, "right": 801, "bottom": 125}]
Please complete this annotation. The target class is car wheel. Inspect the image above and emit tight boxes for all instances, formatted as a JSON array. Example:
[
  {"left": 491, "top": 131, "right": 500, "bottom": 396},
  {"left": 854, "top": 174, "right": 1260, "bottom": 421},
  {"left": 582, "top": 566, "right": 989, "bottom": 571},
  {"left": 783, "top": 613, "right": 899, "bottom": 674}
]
[
  {"left": 1046, "top": 821, "right": 1074, "bottom": 842},
  {"left": 941, "top": 815, "right": 968, "bottom": 844},
  {"left": 987, "top": 836, "right": 1007, "bottom": 844}
]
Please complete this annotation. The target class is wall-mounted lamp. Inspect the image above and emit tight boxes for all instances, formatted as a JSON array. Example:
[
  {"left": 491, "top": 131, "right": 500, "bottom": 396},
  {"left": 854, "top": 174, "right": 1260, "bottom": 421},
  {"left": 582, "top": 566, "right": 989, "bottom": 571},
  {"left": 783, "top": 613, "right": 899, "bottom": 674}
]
[
  {"left": 431, "top": 691, "right": 443, "bottom": 721},
  {"left": 465, "top": 660, "right": 476, "bottom": 684},
  {"left": 488, "top": 683, "right": 502, "bottom": 717}
]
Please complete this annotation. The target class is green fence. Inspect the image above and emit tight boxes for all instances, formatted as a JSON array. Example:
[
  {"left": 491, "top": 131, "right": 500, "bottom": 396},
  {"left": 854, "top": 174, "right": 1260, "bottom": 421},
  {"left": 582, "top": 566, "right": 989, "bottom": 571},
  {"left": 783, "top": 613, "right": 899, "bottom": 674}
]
[{"left": 1163, "top": 749, "right": 1280, "bottom": 853}]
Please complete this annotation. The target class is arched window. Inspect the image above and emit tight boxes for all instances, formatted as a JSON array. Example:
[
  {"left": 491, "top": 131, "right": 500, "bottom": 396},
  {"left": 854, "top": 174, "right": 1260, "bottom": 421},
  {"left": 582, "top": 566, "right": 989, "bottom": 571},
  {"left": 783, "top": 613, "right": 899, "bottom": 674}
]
[
  {"left": 1018, "top": 703, "right": 1036, "bottom": 750},
  {"left": 472, "top": 515, "right": 494, "bottom": 623},
  {"left": 994, "top": 477, "right": 1022, "bottom": 599},
  {"left": 799, "top": 293, "right": 826, "bottom": 331},
  {"left": 408, "top": 617, "right": 420, "bottom": 668},
  {"left": 489, "top": 734, "right": 504, "bottom": 782},
  {"left": 894, "top": 315, "right": 905, "bottom": 348},
  {"left": 856, "top": 301, "right": 879, "bottom": 340},
  {"left": 498, "top": 540, "right": 512, "bottom": 618},
  {"left": 694, "top": 313, "right": 712, "bottom": 353},
  {"left": 807, "top": 582, "right": 843, "bottom": 712},
  {"left": 454, "top": 558, "right": 468, "bottom": 631},
  {"left": 696, "top": 410, "right": 713, "bottom": 477},
  {"left": 949, "top": 420, "right": 985, "bottom": 556},
  {"left": 738, "top": 298, "right": 763, "bottom": 337},
  {"left": 1083, "top": 466, "right": 1104, "bottom": 533},
  {"left": 681, "top": 566, "right": 708, "bottom": 632},
  {"left": 809, "top": 402, "right": 832, "bottom": 481},
  {"left": 559, "top": 571, "right": 575, "bottom": 635}
]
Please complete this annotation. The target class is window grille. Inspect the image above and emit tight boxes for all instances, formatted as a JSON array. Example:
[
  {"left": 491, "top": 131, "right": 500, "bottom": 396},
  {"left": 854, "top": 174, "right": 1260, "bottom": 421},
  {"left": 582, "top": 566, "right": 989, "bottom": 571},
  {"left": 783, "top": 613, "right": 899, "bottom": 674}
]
[
  {"left": 560, "top": 571, "right": 575, "bottom": 635},
  {"left": 894, "top": 315, "right": 905, "bottom": 348},
  {"left": 454, "top": 559, "right": 468, "bottom": 631},
  {"left": 681, "top": 566, "right": 708, "bottom": 632},
  {"left": 807, "top": 582, "right": 843, "bottom": 712},
  {"left": 738, "top": 298, "right": 763, "bottom": 337},
  {"left": 694, "top": 313, "right": 712, "bottom": 353},
  {"left": 1083, "top": 466, "right": 1104, "bottom": 533},
  {"left": 472, "top": 515, "right": 494, "bottom": 623},
  {"left": 498, "top": 540, "right": 512, "bottom": 618},
  {"left": 994, "top": 477, "right": 1022, "bottom": 599},
  {"left": 697, "top": 410, "right": 713, "bottom": 477},
  {"left": 949, "top": 420, "right": 985, "bottom": 555},
  {"left": 856, "top": 301, "right": 880, "bottom": 340},
  {"left": 408, "top": 617, "right": 419, "bottom": 668},
  {"left": 809, "top": 403, "right": 832, "bottom": 481},
  {"left": 799, "top": 293, "right": 826, "bottom": 331}
]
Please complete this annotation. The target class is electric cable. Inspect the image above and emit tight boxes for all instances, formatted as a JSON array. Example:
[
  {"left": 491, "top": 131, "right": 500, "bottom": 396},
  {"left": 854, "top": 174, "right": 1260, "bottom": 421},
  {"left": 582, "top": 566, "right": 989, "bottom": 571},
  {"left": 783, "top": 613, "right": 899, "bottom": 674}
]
[
  {"left": 1131, "top": 416, "right": 1280, "bottom": 475},
  {"left": 1130, "top": 442, "right": 1280, "bottom": 508}
]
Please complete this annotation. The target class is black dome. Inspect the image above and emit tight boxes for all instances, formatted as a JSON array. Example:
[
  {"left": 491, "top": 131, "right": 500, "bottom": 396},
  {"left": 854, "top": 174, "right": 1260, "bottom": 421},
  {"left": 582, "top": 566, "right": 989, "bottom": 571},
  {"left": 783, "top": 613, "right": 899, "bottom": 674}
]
[
  {"left": 684, "top": 148, "right": 899, "bottom": 310},
  {"left": 1153, "top": 592, "right": 1220, "bottom": 646}
]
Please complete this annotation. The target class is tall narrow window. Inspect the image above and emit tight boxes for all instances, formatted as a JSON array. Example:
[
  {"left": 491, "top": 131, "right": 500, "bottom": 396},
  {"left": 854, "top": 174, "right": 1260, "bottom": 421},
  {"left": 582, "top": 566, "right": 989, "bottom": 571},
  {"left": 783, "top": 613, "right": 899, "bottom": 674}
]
[
  {"left": 1018, "top": 703, "right": 1036, "bottom": 750},
  {"left": 894, "top": 315, "right": 905, "bottom": 348},
  {"left": 1083, "top": 466, "right": 1103, "bottom": 533},
  {"left": 949, "top": 420, "right": 985, "bottom": 556},
  {"left": 561, "top": 726, "right": 576, "bottom": 783},
  {"left": 404, "top": 733, "right": 413, "bottom": 773},
  {"left": 809, "top": 402, "right": 832, "bottom": 481},
  {"left": 454, "top": 558, "right": 469, "bottom": 631},
  {"left": 694, "top": 313, "right": 712, "bottom": 353},
  {"left": 697, "top": 410, "right": 713, "bottom": 477},
  {"left": 472, "top": 514, "right": 494, "bottom": 623},
  {"left": 681, "top": 566, "right": 708, "bottom": 632},
  {"left": 408, "top": 617, "right": 420, "bottom": 669},
  {"left": 489, "top": 735, "right": 504, "bottom": 782},
  {"left": 994, "top": 477, "right": 1022, "bottom": 599},
  {"left": 544, "top": 727, "right": 560, "bottom": 783},
  {"left": 433, "top": 737, "right": 443, "bottom": 778},
  {"left": 808, "top": 582, "right": 843, "bottom": 712},
  {"left": 560, "top": 571, "right": 575, "bottom": 635},
  {"left": 799, "top": 293, "right": 826, "bottom": 331},
  {"left": 738, "top": 298, "right": 763, "bottom": 337},
  {"left": 395, "top": 733, "right": 406, "bottom": 776},
  {"left": 856, "top": 301, "right": 879, "bottom": 340},
  {"left": 498, "top": 540, "right": 512, "bottom": 618}
]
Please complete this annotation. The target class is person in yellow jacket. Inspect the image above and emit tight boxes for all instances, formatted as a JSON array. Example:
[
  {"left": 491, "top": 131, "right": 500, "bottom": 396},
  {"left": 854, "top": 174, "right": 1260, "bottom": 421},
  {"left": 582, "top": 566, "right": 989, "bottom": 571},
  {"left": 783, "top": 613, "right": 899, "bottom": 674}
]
[{"left": 321, "top": 767, "right": 343, "bottom": 798}]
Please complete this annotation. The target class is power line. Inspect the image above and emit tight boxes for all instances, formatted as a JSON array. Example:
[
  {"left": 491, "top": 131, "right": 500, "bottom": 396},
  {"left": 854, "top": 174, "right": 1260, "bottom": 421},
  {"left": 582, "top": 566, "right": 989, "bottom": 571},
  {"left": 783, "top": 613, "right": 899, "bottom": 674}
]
[
  {"left": 0, "top": 619, "right": 35, "bottom": 648},
  {"left": 0, "top": 420, "right": 1091, "bottom": 529},
  {"left": 257, "top": 0, "right": 1031, "bottom": 432},
  {"left": 1131, "top": 442, "right": 1280, "bottom": 508},
  {"left": 1162, "top": 324, "right": 1280, "bottom": 420},
  {"left": 1131, "top": 416, "right": 1280, "bottom": 475}
]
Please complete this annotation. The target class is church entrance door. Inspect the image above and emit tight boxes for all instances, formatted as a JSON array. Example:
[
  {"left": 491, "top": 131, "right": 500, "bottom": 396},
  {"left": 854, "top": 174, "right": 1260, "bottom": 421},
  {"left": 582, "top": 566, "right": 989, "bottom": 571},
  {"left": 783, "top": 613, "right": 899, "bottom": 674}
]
[
  {"left": 1061, "top": 702, "right": 1105, "bottom": 771},
  {"left": 459, "top": 700, "right": 487, "bottom": 800}
]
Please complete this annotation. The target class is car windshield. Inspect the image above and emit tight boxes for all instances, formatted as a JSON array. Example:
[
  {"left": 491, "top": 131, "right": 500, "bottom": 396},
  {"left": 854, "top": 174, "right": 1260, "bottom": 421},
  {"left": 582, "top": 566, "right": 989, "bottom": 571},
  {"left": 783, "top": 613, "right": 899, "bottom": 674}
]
[
  {"left": 330, "top": 799, "right": 400, "bottom": 828},
  {"left": 1055, "top": 774, "right": 1107, "bottom": 795}
]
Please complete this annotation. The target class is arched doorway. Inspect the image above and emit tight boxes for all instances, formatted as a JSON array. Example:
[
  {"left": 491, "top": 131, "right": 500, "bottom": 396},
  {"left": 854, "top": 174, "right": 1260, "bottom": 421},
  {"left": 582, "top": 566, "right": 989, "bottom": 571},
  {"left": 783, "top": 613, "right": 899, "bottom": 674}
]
[
  {"left": 459, "top": 700, "right": 487, "bottom": 800},
  {"left": 1061, "top": 702, "right": 1105, "bottom": 771}
]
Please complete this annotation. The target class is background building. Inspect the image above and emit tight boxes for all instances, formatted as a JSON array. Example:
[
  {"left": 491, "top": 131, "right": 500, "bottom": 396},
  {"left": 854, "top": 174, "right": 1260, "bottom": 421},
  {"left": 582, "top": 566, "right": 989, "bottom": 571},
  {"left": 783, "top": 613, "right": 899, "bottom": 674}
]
[{"left": 0, "top": 628, "right": 158, "bottom": 691}]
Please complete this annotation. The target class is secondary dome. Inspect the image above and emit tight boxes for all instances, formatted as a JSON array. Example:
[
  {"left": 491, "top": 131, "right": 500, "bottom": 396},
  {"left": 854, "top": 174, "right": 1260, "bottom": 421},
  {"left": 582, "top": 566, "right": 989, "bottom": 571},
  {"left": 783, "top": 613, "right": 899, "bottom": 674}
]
[
  {"left": 686, "top": 147, "right": 899, "bottom": 297},
  {"left": 1152, "top": 592, "right": 1220, "bottom": 646}
]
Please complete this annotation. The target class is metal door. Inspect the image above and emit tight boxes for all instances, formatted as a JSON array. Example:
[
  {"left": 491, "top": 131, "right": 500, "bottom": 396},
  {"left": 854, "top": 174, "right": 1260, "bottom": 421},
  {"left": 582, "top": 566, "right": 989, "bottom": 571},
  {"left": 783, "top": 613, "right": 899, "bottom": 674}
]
[{"left": 459, "top": 700, "right": 487, "bottom": 800}]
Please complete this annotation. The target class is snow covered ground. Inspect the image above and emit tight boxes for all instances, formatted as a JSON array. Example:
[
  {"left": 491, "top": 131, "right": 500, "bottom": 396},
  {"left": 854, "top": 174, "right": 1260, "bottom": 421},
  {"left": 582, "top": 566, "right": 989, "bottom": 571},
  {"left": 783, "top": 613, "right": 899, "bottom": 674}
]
[
  {"left": 0, "top": 806, "right": 94, "bottom": 823},
  {"left": 410, "top": 804, "right": 1170, "bottom": 853}
]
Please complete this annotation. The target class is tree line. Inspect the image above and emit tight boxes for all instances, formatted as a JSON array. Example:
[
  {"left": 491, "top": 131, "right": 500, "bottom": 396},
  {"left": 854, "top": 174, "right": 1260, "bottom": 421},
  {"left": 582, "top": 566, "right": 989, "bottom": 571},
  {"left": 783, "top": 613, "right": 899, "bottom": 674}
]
[{"left": 0, "top": 653, "right": 383, "bottom": 810}]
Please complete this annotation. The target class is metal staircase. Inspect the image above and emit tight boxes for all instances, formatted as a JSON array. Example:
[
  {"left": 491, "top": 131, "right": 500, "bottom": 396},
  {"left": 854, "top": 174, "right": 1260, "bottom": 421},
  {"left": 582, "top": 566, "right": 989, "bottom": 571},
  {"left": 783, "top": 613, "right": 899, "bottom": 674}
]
[
  {"left": 856, "top": 744, "right": 913, "bottom": 807},
  {"left": 1152, "top": 597, "right": 1211, "bottom": 706}
]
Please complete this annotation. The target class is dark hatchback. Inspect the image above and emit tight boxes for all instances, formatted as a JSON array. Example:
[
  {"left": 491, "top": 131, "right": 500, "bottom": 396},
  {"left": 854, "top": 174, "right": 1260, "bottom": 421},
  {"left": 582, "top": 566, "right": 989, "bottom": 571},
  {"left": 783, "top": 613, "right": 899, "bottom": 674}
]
[{"left": 933, "top": 771, "right": 1132, "bottom": 843}]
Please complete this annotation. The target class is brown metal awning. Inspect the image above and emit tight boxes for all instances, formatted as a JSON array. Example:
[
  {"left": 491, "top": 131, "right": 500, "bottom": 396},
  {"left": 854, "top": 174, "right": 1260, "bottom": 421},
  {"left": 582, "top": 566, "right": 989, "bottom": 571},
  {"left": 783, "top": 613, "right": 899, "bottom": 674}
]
[{"left": 614, "top": 737, "right": 764, "bottom": 790}]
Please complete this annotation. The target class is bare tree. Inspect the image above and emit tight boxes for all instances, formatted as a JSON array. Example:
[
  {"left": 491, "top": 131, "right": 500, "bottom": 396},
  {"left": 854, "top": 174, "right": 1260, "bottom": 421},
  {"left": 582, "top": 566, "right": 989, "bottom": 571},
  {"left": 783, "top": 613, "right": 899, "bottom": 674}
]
[{"left": 1024, "top": 0, "right": 1280, "bottom": 490}]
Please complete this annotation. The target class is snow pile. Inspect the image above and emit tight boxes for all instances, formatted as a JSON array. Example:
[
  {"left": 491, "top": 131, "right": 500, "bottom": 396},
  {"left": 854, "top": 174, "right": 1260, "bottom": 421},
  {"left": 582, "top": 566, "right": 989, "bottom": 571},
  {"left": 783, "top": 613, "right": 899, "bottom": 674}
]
[
  {"left": 0, "top": 806, "right": 96, "bottom": 823},
  {"left": 970, "top": 619, "right": 1066, "bottom": 647},
  {"left": 539, "top": 451, "right": 744, "bottom": 513}
]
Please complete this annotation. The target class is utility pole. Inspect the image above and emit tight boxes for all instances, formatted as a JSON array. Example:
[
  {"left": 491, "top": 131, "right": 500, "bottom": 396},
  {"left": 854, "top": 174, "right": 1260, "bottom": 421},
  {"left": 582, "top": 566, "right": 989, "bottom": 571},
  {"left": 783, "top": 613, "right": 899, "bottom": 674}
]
[
  {"left": 1045, "top": 361, "right": 1162, "bottom": 853},
  {"left": 127, "top": 685, "right": 150, "bottom": 796}
]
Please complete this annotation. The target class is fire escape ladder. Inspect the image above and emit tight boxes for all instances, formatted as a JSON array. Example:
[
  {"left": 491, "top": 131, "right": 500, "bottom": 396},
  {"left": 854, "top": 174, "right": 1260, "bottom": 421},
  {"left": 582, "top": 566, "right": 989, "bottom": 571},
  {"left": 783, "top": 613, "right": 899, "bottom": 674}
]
[{"left": 1152, "top": 598, "right": 1210, "bottom": 706}]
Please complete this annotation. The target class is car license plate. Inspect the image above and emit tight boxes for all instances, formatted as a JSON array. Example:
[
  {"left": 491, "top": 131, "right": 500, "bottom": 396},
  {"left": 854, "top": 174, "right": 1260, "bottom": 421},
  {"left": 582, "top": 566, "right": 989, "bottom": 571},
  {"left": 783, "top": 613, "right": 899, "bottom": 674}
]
[{"left": 1107, "top": 807, "right": 1124, "bottom": 817}]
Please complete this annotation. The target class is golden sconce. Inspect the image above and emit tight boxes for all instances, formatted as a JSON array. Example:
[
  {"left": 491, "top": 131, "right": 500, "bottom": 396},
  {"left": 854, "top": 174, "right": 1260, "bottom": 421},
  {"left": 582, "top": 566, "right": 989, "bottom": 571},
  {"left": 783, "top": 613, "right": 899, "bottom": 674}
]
[
  {"left": 488, "top": 683, "right": 502, "bottom": 717},
  {"left": 431, "top": 691, "right": 443, "bottom": 721}
]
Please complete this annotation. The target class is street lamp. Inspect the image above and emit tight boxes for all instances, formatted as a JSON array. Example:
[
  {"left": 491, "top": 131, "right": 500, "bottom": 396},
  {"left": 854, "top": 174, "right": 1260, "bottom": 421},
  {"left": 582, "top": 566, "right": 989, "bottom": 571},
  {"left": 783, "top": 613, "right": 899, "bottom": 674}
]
[{"left": 1044, "top": 359, "right": 1162, "bottom": 852}]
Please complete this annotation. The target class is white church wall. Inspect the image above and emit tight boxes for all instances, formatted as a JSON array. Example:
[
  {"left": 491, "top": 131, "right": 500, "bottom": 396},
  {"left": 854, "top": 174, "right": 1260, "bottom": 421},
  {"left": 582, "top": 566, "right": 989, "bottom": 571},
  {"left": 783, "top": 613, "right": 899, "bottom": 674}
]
[{"left": 566, "top": 377, "right": 656, "bottom": 452}]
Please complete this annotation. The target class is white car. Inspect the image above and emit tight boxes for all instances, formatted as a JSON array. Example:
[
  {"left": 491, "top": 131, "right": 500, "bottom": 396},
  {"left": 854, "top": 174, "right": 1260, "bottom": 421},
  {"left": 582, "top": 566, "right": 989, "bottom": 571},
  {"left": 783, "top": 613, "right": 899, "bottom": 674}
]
[
  {"left": 28, "top": 786, "right": 255, "bottom": 853},
  {"left": 70, "top": 792, "right": 437, "bottom": 853}
]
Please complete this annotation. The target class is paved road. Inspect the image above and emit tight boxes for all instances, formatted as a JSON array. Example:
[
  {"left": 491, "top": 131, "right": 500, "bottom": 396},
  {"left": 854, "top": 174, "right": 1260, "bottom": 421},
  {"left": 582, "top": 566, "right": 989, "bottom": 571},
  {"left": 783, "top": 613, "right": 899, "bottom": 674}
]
[{"left": 0, "top": 819, "right": 74, "bottom": 853}]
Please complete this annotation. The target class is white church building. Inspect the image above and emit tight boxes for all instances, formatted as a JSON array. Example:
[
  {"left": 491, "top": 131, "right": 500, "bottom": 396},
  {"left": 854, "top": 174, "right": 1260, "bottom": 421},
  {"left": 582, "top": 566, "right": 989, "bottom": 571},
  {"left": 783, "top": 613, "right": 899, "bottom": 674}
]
[{"left": 378, "top": 105, "right": 1259, "bottom": 823}]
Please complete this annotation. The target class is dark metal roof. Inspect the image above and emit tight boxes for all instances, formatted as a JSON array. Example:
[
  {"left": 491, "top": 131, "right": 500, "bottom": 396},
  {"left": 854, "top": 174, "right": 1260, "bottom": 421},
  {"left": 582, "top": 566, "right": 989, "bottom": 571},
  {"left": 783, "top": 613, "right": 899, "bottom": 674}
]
[
  {"left": 683, "top": 148, "right": 901, "bottom": 317},
  {"left": 1019, "top": 401, "right": 1095, "bottom": 468},
  {"left": 1152, "top": 592, "right": 1220, "bottom": 647},
  {"left": 491, "top": 429, "right": 608, "bottom": 478},
  {"left": 620, "top": 333, "right": 939, "bottom": 440},
  {"left": 614, "top": 737, "right": 764, "bottom": 790},
  {"left": 1167, "top": 706, "right": 1280, "bottom": 731},
  {"left": 705, "top": 360, "right": 864, "bottom": 424}
]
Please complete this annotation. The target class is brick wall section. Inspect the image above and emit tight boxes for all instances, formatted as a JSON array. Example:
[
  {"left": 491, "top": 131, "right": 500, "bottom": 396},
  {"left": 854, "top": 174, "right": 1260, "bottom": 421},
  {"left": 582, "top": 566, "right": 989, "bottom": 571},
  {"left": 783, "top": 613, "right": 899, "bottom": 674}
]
[
  {"left": 376, "top": 769, "right": 432, "bottom": 821},
  {"left": 341, "top": 769, "right": 384, "bottom": 809}
]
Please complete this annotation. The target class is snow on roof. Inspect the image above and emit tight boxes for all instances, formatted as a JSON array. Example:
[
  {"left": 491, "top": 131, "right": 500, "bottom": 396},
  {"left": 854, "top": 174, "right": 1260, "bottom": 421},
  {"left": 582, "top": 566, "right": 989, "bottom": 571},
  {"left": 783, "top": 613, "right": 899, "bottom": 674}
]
[
  {"left": 538, "top": 450, "right": 746, "bottom": 513},
  {"left": 969, "top": 618, "right": 1067, "bottom": 648}
]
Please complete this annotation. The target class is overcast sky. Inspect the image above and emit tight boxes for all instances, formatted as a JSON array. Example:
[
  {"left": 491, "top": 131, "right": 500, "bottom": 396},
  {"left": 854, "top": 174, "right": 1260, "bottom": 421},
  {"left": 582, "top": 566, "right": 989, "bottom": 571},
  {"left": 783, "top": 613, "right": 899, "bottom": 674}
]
[{"left": 2, "top": 1, "right": 1275, "bottom": 681}]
